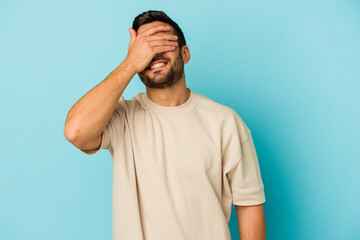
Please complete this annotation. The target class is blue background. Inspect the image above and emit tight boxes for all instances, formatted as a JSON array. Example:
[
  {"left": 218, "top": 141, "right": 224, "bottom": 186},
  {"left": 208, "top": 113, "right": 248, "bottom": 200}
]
[{"left": 1, "top": 0, "right": 359, "bottom": 239}]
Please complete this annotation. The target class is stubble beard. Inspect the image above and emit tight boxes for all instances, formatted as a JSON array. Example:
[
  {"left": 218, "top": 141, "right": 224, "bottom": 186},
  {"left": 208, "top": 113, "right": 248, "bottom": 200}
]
[{"left": 138, "top": 51, "right": 184, "bottom": 89}]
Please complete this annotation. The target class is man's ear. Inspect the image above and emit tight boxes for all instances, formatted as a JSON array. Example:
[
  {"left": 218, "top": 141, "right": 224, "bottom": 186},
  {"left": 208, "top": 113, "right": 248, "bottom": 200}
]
[{"left": 181, "top": 45, "right": 190, "bottom": 64}]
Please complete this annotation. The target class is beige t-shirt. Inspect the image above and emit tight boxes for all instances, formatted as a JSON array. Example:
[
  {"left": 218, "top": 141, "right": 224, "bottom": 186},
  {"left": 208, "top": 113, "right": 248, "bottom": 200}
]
[{"left": 81, "top": 88, "right": 265, "bottom": 240}]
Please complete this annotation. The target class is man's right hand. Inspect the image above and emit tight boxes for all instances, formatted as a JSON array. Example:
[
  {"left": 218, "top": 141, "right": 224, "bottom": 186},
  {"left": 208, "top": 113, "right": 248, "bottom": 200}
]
[{"left": 123, "top": 25, "right": 179, "bottom": 74}]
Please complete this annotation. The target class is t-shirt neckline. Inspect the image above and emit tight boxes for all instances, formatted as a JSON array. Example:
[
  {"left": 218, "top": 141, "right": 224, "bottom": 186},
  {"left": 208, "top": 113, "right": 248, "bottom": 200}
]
[{"left": 141, "top": 88, "right": 199, "bottom": 116}]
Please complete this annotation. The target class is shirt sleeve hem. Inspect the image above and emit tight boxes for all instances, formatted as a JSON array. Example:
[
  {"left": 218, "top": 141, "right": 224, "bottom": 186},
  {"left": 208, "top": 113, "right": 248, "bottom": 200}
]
[
  {"left": 80, "top": 130, "right": 109, "bottom": 155},
  {"left": 232, "top": 188, "right": 266, "bottom": 206}
]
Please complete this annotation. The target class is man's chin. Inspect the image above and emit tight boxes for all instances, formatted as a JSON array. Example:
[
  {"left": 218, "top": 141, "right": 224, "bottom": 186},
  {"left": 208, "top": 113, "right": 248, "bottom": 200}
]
[
  {"left": 149, "top": 77, "right": 168, "bottom": 84},
  {"left": 139, "top": 74, "right": 168, "bottom": 84}
]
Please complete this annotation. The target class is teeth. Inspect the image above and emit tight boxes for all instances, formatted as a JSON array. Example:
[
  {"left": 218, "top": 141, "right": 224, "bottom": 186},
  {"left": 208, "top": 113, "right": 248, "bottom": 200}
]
[{"left": 150, "top": 62, "right": 165, "bottom": 69}]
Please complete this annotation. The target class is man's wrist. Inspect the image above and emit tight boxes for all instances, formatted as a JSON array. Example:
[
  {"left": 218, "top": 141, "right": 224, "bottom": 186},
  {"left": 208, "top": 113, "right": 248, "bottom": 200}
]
[{"left": 119, "top": 59, "right": 138, "bottom": 77}]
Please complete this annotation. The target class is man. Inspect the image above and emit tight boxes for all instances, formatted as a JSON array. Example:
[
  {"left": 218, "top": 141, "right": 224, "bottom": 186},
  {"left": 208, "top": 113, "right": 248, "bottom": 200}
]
[{"left": 64, "top": 10, "right": 266, "bottom": 240}]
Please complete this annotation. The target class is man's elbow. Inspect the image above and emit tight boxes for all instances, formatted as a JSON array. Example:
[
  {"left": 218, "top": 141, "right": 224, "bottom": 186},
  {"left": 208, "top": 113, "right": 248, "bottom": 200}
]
[{"left": 64, "top": 125, "right": 82, "bottom": 148}]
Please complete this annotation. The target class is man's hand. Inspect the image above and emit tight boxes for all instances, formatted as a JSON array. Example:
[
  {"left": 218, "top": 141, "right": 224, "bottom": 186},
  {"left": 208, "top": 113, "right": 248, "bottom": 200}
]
[{"left": 123, "top": 25, "right": 179, "bottom": 74}]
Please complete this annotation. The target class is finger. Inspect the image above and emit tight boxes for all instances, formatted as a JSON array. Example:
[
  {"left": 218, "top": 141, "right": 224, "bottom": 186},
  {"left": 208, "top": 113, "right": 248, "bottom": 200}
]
[
  {"left": 128, "top": 28, "right": 137, "bottom": 45},
  {"left": 145, "top": 33, "right": 178, "bottom": 42},
  {"left": 148, "top": 40, "right": 178, "bottom": 48},
  {"left": 139, "top": 25, "right": 172, "bottom": 37},
  {"left": 152, "top": 45, "right": 177, "bottom": 54}
]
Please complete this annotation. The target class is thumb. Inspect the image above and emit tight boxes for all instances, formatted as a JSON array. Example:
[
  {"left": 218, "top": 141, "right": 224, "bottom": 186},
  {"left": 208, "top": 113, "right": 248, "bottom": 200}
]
[{"left": 128, "top": 28, "right": 137, "bottom": 45}]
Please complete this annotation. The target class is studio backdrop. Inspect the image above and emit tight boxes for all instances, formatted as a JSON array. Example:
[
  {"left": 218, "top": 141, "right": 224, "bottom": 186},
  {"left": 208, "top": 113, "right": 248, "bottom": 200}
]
[{"left": 1, "top": 0, "right": 359, "bottom": 239}]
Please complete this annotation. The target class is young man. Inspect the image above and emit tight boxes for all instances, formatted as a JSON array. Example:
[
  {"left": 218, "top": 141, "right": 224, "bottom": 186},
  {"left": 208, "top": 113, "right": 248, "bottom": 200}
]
[{"left": 64, "top": 10, "right": 266, "bottom": 240}]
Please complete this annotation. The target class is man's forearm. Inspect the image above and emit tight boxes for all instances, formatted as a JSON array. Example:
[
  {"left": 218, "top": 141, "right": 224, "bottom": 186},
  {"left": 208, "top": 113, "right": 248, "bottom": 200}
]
[
  {"left": 64, "top": 61, "right": 135, "bottom": 148},
  {"left": 235, "top": 204, "right": 266, "bottom": 240}
]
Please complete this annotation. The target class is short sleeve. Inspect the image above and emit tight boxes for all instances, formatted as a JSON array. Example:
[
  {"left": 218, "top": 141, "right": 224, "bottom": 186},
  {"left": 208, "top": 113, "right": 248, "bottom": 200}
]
[
  {"left": 222, "top": 109, "right": 265, "bottom": 206},
  {"left": 80, "top": 96, "right": 126, "bottom": 155}
]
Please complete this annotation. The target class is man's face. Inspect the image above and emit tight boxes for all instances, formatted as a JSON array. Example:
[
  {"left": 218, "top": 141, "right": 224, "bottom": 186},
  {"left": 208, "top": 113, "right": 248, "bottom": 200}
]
[{"left": 137, "top": 21, "right": 184, "bottom": 89}]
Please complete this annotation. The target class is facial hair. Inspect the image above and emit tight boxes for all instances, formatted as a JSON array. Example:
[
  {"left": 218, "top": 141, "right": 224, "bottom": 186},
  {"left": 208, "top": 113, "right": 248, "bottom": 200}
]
[{"left": 138, "top": 49, "right": 184, "bottom": 89}]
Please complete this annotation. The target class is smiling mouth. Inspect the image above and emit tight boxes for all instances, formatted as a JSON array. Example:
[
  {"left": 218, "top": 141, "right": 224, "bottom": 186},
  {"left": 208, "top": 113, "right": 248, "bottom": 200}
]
[{"left": 147, "top": 60, "right": 168, "bottom": 71}]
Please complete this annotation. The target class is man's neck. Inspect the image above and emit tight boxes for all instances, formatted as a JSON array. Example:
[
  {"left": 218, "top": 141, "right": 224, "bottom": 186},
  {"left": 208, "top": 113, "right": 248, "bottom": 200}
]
[{"left": 146, "top": 82, "right": 190, "bottom": 107}]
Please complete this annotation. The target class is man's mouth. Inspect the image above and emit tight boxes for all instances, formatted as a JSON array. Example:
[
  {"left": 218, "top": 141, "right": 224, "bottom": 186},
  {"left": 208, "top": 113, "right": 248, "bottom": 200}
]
[{"left": 147, "top": 60, "right": 168, "bottom": 71}]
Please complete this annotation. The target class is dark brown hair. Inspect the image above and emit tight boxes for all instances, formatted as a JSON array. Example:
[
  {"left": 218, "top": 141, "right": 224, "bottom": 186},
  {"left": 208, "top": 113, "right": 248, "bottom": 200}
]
[{"left": 132, "top": 10, "right": 187, "bottom": 49}]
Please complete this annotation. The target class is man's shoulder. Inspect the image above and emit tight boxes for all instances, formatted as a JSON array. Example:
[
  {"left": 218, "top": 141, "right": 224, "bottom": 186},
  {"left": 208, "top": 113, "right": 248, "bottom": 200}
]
[
  {"left": 197, "top": 93, "right": 249, "bottom": 131},
  {"left": 197, "top": 93, "right": 237, "bottom": 118},
  {"left": 198, "top": 94, "right": 251, "bottom": 142},
  {"left": 116, "top": 93, "right": 143, "bottom": 110}
]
